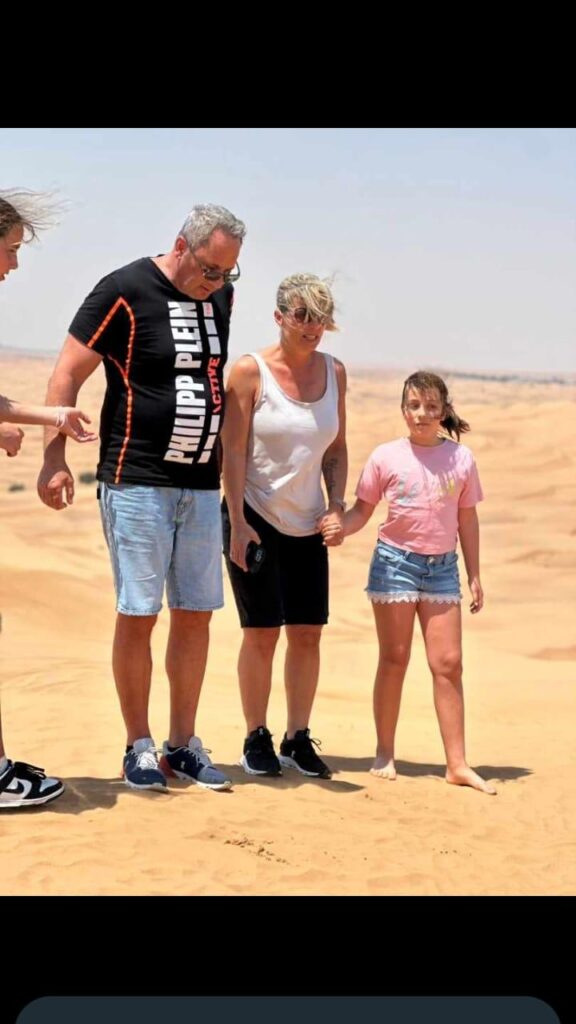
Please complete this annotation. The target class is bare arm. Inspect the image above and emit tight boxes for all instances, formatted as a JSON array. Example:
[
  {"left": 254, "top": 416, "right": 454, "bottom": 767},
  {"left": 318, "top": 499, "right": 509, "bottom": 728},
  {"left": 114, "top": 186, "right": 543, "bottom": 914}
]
[
  {"left": 221, "top": 356, "right": 261, "bottom": 571},
  {"left": 318, "top": 360, "right": 348, "bottom": 544},
  {"left": 343, "top": 498, "right": 376, "bottom": 536},
  {"left": 37, "top": 334, "right": 103, "bottom": 510},
  {"left": 458, "top": 505, "right": 483, "bottom": 613},
  {"left": 0, "top": 393, "right": 97, "bottom": 441},
  {"left": 321, "top": 359, "right": 347, "bottom": 508},
  {"left": 320, "top": 496, "right": 375, "bottom": 545}
]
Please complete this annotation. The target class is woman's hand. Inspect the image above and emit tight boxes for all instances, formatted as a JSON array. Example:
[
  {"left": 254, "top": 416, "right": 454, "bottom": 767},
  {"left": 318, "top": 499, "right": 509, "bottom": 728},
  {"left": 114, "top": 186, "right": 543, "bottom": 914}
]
[
  {"left": 230, "top": 520, "right": 262, "bottom": 572},
  {"left": 317, "top": 509, "right": 345, "bottom": 546}
]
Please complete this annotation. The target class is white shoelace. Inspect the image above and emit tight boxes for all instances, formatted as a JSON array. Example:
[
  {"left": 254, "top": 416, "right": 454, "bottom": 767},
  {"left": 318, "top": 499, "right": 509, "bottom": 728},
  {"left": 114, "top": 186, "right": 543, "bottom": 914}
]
[
  {"left": 135, "top": 747, "right": 160, "bottom": 771},
  {"left": 191, "top": 743, "right": 213, "bottom": 767}
]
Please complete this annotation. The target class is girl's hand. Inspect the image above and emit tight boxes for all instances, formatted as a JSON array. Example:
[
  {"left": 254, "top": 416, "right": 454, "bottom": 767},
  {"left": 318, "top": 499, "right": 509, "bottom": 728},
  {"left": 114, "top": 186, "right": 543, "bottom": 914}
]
[
  {"left": 317, "top": 511, "right": 344, "bottom": 546},
  {"left": 469, "top": 577, "right": 484, "bottom": 614},
  {"left": 57, "top": 408, "right": 99, "bottom": 443}
]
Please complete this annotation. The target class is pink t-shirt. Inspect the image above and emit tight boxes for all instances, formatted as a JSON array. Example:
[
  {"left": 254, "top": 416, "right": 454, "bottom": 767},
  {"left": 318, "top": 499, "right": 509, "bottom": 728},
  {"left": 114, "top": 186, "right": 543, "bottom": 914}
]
[{"left": 356, "top": 437, "right": 483, "bottom": 555}]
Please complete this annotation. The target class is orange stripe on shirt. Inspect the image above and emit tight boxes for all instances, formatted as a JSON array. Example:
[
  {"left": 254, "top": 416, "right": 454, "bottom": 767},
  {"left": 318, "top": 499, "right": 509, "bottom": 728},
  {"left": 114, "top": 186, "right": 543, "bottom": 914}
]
[
  {"left": 89, "top": 296, "right": 137, "bottom": 484},
  {"left": 86, "top": 297, "right": 127, "bottom": 349}
]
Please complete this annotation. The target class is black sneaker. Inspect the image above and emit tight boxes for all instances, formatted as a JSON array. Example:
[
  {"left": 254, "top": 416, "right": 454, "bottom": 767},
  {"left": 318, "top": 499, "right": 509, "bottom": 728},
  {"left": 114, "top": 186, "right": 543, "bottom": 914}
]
[
  {"left": 240, "top": 726, "right": 282, "bottom": 776},
  {"left": 279, "top": 729, "right": 332, "bottom": 779},
  {"left": 0, "top": 760, "right": 64, "bottom": 809}
]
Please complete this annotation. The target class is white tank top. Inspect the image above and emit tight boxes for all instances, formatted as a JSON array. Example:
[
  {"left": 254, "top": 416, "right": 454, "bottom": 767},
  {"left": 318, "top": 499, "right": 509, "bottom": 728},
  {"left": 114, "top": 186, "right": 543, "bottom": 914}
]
[{"left": 244, "top": 351, "right": 339, "bottom": 536}]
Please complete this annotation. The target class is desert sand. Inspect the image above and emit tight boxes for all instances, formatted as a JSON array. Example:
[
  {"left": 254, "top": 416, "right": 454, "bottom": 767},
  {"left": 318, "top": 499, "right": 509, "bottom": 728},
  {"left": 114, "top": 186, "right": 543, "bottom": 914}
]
[{"left": 0, "top": 353, "right": 574, "bottom": 895}]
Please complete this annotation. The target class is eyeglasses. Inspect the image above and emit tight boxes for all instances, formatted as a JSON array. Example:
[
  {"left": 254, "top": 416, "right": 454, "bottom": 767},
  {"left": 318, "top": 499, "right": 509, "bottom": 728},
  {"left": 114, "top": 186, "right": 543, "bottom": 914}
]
[
  {"left": 282, "top": 306, "right": 332, "bottom": 326},
  {"left": 189, "top": 247, "right": 241, "bottom": 283}
]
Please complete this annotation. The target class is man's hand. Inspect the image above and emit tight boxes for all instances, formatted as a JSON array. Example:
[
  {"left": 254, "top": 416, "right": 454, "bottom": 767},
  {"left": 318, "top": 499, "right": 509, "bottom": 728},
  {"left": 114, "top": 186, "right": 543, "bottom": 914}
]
[{"left": 37, "top": 462, "right": 75, "bottom": 510}]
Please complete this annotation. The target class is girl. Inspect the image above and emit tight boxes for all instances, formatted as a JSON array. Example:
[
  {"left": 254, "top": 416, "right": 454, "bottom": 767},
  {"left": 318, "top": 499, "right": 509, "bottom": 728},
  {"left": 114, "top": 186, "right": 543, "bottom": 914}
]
[{"left": 323, "top": 370, "right": 495, "bottom": 795}]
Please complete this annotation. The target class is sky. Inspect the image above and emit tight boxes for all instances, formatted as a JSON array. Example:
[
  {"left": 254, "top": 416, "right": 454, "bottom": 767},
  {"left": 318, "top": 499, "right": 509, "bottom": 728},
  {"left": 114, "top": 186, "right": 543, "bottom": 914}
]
[{"left": 1, "top": 127, "right": 574, "bottom": 374}]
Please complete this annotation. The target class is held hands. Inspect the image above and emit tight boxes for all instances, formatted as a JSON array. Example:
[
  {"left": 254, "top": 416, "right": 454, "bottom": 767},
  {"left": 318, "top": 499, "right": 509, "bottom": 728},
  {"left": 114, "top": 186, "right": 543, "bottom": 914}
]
[
  {"left": 0, "top": 423, "right": 25, "bottom": 457},
  {"left": 469, "top": 577, "right": 484, "bottom": 614},
  {"left": 55, "top": 407, "right": 98, "bottom": 443},
  {"left": 317, "top": 508, "right": 345, "bottom": 547}
]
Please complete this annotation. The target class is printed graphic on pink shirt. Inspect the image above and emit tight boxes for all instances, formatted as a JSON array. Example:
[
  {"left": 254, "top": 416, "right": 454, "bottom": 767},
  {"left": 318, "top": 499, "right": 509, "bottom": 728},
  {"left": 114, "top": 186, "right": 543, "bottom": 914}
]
[{"left": 356, "top": 438, "right": 483, "bottom": 555}]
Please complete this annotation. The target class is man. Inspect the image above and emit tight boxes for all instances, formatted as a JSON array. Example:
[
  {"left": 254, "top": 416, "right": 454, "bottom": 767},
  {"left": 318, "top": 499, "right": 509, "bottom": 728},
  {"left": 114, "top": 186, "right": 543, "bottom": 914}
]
[{"left": 37, "top": 203, "right": 246, "bottom": 792}]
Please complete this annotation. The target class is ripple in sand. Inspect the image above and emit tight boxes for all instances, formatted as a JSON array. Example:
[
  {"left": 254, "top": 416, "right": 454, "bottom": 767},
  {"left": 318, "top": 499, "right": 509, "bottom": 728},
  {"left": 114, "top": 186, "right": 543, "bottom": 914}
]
[{"left": 531, "top": 645, "right": 576, "bottom": 661}]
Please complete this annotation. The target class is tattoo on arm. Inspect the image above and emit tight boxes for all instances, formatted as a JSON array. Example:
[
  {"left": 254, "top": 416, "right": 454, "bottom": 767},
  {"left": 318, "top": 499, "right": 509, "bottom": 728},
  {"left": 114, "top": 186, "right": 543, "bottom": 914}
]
[{"left": 323, "top": 456, "right": 338, "bottom": 498}]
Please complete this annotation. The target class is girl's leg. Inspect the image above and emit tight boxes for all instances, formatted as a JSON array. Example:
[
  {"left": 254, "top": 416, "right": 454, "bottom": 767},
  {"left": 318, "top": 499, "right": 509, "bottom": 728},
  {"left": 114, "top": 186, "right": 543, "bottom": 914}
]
[
  {"left": 418, "top": 601, "right": 496, "bottom": 794},
  {"left": 371, "top": 600, "right": 418, "bottom": 779},
  {"left": 284, "top": 624, "right": 323, "bottom": 736}
]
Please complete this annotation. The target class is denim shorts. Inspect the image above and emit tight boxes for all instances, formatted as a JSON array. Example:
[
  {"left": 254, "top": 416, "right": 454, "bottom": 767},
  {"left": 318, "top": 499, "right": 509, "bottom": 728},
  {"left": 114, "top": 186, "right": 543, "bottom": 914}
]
[
  {"left": 366, "top": 541, "right": 461, "bottom": 604},
  {"left": 99, "top": 484, "right": 224, "bottom": 615}
]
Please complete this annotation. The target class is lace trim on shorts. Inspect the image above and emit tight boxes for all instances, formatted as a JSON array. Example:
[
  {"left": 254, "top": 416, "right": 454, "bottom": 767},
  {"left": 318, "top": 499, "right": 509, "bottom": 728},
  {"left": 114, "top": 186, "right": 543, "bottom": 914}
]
[{"left": 366, "top": 591, "right": 461, "bottom": 605}]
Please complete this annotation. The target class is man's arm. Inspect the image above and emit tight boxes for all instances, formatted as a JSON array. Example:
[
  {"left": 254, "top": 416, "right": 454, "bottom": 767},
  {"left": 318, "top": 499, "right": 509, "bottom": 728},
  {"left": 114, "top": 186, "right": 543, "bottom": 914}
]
[
  {"left": 221, "top": 356, "right": 261, "bottom": 571},
  {"left": 37, "top": 335, "right": 102, "bottom": 510}
]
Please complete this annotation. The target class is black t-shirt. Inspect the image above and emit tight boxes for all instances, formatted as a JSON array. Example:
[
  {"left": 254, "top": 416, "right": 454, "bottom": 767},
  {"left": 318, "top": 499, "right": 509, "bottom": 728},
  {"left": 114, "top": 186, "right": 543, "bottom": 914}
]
[{"left": 69, "top": 257, "right": 233, "bottom": 488}]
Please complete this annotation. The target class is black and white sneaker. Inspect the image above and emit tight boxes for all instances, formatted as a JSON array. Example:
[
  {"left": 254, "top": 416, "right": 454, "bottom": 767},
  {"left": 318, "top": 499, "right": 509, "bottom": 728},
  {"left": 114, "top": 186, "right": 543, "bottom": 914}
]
[
  {"left": 0, "top": 760, "right": 64, "bottom": 809},
  {"left": 240, "top": 726, "right": 282, "bottom": 776},
  {"left": 279, "top": 729, "right": 332, "bottom": 779}
]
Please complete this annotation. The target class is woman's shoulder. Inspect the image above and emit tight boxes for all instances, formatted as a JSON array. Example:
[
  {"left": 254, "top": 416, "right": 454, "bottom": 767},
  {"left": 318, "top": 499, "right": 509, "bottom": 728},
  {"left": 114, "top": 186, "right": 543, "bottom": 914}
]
[{"left": 226, "top": 353, "right": 263, "bottom": 389}]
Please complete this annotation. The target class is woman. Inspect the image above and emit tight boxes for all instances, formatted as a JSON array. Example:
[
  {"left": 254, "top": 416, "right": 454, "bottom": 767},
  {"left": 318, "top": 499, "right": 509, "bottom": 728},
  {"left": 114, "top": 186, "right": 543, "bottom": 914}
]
[
  {"left": 0, "top": 189, "right": 96, "bottom": 809},
  {"left": 222, "top": 273, "right": 347, "bottom": 779}
]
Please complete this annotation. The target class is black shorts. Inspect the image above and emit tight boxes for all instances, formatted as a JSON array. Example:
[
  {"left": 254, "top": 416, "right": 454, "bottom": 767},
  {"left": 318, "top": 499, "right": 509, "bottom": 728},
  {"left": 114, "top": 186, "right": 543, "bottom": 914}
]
[{"left": 222, "top": 499, "right": 329, "bottom": 628}]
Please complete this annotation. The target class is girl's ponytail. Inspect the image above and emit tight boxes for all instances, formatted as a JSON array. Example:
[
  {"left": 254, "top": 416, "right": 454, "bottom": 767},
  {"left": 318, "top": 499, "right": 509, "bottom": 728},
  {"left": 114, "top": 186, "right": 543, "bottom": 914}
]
[{"left": 441, "top": 402, "right": 470, "bottom": 441}]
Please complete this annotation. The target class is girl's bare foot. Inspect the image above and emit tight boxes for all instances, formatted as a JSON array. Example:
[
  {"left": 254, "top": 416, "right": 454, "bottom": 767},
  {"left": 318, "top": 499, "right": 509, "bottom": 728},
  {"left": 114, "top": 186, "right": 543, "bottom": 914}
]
[
  {"left": 446, "top": 765, "right": 496, "bottom": 795},
  {"left": 370, "top": 755, "right": 396, "bottom": 780}
]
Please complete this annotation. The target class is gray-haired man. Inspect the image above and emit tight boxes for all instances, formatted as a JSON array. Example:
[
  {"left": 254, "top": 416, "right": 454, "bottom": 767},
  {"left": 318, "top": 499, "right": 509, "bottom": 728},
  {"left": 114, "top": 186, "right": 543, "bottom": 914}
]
[{"left": 38, "top": 204, "right": 246, "bottom": 791}]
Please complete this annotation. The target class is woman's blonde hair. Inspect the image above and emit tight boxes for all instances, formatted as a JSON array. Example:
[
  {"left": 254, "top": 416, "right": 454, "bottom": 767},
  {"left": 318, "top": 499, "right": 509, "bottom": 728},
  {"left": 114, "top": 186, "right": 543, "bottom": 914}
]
[{"left": 276, "top": 273, "right": 338, "bottom": 331}]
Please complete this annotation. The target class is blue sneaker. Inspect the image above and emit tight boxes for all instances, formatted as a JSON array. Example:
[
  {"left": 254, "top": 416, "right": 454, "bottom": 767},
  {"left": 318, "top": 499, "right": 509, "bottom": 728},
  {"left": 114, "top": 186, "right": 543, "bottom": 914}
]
[
  {"left": 160, "top": 736, "right": 232, "bottom": 791},
  {"left": 122, "top": 737, "right": 167, "bottom": 791}
]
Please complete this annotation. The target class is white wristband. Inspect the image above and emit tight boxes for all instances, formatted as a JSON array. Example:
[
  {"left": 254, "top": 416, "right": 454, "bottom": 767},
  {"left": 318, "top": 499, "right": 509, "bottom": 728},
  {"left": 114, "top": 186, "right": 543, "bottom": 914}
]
[{"left": 54, "top": 407, "right": 66, "bottom": 428}]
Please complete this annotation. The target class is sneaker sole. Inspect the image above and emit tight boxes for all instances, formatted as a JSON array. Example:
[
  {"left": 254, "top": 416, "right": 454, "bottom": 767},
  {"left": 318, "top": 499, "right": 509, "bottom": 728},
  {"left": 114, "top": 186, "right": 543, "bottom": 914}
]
[
  {"left": 123, "top": 778, "right": 167, "bottom": 791},
  {"left": 159, "top": 756, "right": 232, "bottom": 791},
  {"left": 121, "top": 769, "right": 167, "bottom": 791},
  {"left": 0, "top": 783, "right": 65, "bottom": 809},
  {"left": 239, "top": 755, "right": 282, "bottom": 777},
  {"left": 278, "top": 754, "right": 332, "bottom": 779}
]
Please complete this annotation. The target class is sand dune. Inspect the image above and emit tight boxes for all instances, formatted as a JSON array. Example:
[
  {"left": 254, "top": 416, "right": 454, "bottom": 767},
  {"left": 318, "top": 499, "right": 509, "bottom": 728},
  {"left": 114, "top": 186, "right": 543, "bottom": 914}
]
[{"left": 0, "top": 355, "right": 574, "bottom": 895}]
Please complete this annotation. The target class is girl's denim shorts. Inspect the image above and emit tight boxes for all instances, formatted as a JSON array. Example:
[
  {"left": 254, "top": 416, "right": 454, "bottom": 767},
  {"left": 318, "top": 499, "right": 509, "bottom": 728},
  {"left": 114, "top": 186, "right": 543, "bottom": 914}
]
[{"left": 366, "top": 541, "right": 461, "bottom": 604}]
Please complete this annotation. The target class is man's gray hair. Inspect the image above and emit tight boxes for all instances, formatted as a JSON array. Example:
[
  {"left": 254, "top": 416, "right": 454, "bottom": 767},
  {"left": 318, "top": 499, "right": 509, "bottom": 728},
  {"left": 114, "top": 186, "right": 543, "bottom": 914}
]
[{"left": 180, "top": 204, "right": 246, "bottom": 251}]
